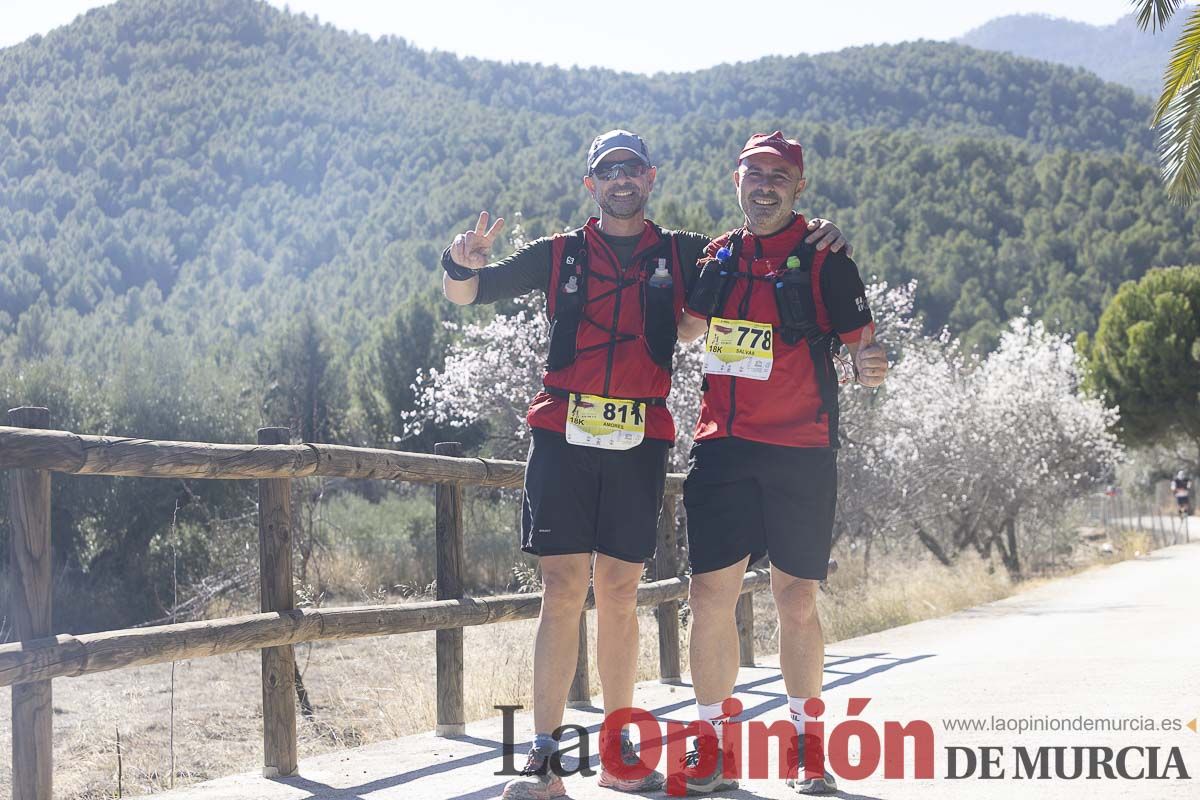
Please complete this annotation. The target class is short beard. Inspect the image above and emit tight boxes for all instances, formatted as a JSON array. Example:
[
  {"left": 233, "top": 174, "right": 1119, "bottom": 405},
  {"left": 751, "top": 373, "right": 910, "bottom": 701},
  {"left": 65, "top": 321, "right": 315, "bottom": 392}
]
[
  {"left": 598, "top": 192, "right": 646, "bottom": 220},
  {"left": 741, "top": 194, "right": 791, "bottom": 232}
]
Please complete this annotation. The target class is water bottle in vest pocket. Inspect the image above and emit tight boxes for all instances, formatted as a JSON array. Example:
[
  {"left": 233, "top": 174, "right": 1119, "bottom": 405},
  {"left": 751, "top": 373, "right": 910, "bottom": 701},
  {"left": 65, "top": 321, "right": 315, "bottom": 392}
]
[
  {"left": 643, "top": 258, "right": 677, "bottom": 369},
  {"left": 547, "top": 271, "right": 584, "bottom": 371},
  {"left": 774, "top": 248, "right": 820, "bottom": 346}
]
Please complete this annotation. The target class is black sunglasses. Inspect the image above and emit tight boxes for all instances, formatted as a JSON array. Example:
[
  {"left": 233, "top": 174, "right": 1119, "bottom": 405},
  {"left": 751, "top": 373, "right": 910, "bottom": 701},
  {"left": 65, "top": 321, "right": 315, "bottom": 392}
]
[{"left": 590, "top": 159, "right": 649, "bottom": 181}]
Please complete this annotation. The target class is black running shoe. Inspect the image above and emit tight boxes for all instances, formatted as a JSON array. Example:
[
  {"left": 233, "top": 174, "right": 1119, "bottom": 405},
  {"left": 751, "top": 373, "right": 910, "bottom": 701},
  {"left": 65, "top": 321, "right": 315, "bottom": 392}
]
[
  {"left": 675, "top": 744, "right": 738, "bottom": 795},
  {"left": 786, "top": 734, "right": 839, "bottom": 795}
]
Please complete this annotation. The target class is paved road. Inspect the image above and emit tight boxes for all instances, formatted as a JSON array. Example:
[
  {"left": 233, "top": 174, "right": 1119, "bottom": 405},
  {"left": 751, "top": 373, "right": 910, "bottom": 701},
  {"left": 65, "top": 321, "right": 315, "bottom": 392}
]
[{"left": 147, "top": 542, "right": 1200, "bottom": 799}]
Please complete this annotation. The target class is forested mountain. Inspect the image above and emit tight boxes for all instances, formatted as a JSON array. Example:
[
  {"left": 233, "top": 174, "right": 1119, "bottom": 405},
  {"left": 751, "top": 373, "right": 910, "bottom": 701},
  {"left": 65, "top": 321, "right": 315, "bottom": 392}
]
[
  {"left": 0, "top": 0, "right": 1171, "bottom": 355},
  {"left": 0, "top": 0, "right": 1180, "bottom": 357},
  {"left": 959, "top": 11, "right": 1187, "bottom": 97},
  {"left": 1, "top": 0, "right": 1197, "bottom": 626}
]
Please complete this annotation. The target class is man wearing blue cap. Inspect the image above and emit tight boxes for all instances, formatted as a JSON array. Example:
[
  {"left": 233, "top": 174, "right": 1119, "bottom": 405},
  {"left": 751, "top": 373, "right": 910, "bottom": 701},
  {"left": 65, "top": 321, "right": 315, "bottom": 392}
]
[{"left": 442, "top": 130, "right": 850, "bottom": 800}]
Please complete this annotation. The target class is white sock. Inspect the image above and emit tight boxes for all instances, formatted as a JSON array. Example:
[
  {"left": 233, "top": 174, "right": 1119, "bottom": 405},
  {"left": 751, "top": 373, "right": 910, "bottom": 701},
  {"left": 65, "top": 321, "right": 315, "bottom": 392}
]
[
  {"left": 788, "top": 695, "right": 815, "bottom": 740},
  {"left": 697, "top": 700, "right": 729, "bottom": 747}
]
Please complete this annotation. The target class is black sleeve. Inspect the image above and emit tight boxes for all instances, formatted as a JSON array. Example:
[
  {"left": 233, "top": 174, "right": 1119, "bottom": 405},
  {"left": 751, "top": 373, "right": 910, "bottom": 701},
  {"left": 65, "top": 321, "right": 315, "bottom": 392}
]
[
  {"left": 470, "top": 237, "right": 554, "bottom": 306},
  {"left": 819, "top": 251, "right": 873, "bottom": 334},
  {"left": 673, "top": 230, "right": 714, "bottom": 296}
]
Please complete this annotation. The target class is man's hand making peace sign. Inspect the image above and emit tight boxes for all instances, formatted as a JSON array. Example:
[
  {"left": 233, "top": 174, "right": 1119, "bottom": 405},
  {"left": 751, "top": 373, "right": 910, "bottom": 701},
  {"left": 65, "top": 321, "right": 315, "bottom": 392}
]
[
  {"left": 450, "top": 211, "right": 506, "bottom": 269},
  {"left": 442, "top": 210, "right": 507, "bottom": 304}
]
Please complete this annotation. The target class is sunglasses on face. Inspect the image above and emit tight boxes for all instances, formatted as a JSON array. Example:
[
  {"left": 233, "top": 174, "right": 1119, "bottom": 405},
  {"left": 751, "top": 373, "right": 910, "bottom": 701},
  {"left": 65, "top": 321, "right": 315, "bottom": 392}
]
[{"left": 590, "top": 159, "right": 649, "bottom": 181}]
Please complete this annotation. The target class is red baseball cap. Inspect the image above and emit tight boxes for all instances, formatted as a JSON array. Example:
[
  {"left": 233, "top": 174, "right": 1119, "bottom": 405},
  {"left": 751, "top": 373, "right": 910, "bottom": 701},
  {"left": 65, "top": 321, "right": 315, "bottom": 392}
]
[{"left": 739, "top": 131, "right": 804, "bottom": 176}]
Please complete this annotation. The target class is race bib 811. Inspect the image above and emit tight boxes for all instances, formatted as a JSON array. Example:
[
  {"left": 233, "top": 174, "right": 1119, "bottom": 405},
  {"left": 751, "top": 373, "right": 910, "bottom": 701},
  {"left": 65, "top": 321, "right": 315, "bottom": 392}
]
[
  {"left": 704, "top": 317, "right": 774, "bottom": 380},
  {"left": 565, "top": 394, "right": 646, "bottom": 450}
]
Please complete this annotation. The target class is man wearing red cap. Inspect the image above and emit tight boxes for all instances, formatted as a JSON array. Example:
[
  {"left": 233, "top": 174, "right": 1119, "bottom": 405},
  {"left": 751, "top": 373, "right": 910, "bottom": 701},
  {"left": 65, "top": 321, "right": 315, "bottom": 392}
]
[
  {"left": 677, "top": 132, "right": 888, "bottom": 795},
  {"left": 441, "top": 130, "right": 851, "bottom": 800}
]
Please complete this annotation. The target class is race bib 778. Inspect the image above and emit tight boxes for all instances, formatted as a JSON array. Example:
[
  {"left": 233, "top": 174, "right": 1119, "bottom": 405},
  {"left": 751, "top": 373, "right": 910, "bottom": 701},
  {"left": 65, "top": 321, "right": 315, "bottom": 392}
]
[{"left": 704, "top": 317, "right": 774, "bottom": 380}]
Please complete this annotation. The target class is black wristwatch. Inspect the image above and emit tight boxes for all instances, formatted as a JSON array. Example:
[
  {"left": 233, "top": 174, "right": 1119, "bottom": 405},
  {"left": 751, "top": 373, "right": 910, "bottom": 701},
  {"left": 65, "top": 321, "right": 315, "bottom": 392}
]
[{"left": 441, "top": 246, "right": 478, "bottom": 282}]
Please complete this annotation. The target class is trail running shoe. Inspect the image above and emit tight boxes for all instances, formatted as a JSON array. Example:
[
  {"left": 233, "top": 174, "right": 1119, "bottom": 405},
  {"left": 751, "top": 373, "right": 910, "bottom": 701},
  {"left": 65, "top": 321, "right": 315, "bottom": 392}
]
[
  {"left": 786, "top": 735, "right": 839, "bottom": 795},
  {"left": 673, "top": 745, "right": 738, "bottom": 795},
  {"left": 597, "top": 737, "right": 666, "bottom": 792},
  {"left": 500, "top": 750, "right": 566, "bottom": 800}
]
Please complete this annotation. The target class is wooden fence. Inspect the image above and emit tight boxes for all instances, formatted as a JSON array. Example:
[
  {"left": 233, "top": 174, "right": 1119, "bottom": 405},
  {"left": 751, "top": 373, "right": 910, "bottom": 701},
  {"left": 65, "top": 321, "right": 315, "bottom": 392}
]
[{"left": 0, "top": 409, "right": 767, "bottom": 800}]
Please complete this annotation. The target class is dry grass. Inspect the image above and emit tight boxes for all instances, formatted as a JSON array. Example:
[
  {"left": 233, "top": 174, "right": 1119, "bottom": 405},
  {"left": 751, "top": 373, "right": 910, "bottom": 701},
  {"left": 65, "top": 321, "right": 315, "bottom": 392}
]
[
  {"left": 0, "top": 611, "right": 652, "bottom": 799},
  {"left": 0, "top": 551, "right": 1050, "bottom": 799},
  {"left": 818, "top": 553, "right": 1012, "bottom": 644},
  {"left": 1107, "top": 529, "right": 1155, "bottom": 561}
]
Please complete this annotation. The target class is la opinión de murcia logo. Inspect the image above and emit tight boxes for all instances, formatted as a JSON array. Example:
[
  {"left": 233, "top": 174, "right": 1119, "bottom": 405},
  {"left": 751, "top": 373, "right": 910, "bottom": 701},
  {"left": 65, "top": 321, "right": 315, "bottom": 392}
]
[
  {"left": 494, "top": 698, "right": 1191, "bottom": 794},
  {"left": 946, "top": 745, "right": 1190, "bottom": 780}
]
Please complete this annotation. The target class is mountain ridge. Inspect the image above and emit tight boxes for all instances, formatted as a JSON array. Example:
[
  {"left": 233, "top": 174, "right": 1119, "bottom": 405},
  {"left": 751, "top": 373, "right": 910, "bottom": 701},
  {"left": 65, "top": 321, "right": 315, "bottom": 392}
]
[
  {"left": 2, "top": 0, "right": 1155, "bottom": 155},
  {"left": 959, "top": 10, "right": 1189, "bottom": 97}
]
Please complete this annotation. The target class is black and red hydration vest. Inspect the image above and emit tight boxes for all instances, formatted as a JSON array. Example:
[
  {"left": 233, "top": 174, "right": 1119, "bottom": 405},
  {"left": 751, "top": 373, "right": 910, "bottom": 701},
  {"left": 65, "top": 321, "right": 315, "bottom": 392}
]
[
  {"left": 526, "top": 217, "right": 687, "bottom": 442},
  {"left": 686, "top": 215, "right": 871, "bottom": 448}
]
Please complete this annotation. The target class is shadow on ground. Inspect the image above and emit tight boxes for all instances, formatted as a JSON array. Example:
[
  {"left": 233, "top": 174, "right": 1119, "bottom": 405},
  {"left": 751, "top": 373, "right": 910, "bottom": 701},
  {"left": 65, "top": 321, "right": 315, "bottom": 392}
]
[{"left": 267, "top": 652, "right": 932, "bottom": 800}]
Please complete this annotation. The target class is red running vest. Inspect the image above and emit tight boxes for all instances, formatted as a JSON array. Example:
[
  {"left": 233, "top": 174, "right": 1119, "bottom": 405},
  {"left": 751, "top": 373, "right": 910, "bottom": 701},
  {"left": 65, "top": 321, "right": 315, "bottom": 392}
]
[
  {"left": 686, "top": 215, "right": 872, "bottom": 448},
  {"left": 528, "top": 217, "right": 687, "bottom": 442}
]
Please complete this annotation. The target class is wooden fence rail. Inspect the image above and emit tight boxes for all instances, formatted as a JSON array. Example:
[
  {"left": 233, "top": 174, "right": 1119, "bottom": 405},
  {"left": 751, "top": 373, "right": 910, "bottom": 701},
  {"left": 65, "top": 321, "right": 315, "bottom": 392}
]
[
  {"left": 0, "top": 411, "right": 762, "bottom": 800},
  {"left": 0, "top": 425, "right": 684, "bottom": 493},
  {"left": 0, "top": 571, "right": 771, "bottom": 688}
]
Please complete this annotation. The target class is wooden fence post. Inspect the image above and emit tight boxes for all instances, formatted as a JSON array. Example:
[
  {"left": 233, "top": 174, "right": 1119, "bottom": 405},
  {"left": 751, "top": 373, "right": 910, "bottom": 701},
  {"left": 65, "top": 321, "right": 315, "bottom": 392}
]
[
  {"left": 257, "top": 427, "right": 297, "bottom": 778},
  {"left": 735, "top": 590, "right": 756, "bottom": 668},
  {"left": 655, "top": 494, "right": 681, "bottom": 683},
  {"left": 8, "top": 406, "right": 53, "bottom": 800},
  {"left": 434, "top": 442, "right": 466, "bottom": 735},
  {"left": 566, "top": 612, "right": 591, "bottom": 708}
]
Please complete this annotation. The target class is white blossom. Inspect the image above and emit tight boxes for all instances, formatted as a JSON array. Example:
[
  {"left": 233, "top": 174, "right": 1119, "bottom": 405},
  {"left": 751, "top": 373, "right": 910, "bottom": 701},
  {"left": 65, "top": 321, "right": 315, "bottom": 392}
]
[{"left": 402, "top": 293, "right": 548, "bottom": 458}]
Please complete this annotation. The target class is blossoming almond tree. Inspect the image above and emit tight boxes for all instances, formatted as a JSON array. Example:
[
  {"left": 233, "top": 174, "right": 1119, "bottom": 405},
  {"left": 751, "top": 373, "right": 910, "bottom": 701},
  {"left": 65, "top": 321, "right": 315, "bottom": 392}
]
[
  {"left": 838, "top": 305, "right": 1122, "bottom": 576},
  {"left": 402, "top": 293, "right": 549, "bottom": 459}
]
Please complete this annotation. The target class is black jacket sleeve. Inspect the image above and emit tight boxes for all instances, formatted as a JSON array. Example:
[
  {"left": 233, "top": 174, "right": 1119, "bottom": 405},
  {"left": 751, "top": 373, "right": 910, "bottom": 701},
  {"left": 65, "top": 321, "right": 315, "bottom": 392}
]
[
  {"left": 819, "top": 250, "right": 873, "bottom": 335},
  {"left": 470, "top": 237, "right": 555, "bottom": 306}
]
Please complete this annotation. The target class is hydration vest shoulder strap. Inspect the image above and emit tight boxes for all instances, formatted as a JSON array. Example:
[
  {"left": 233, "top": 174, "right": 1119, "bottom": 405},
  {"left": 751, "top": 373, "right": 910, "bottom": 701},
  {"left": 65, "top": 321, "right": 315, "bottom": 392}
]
[
  {"left": 778, "top": 237, "right": 826, "bottom": 344},
  {"left": 559, "top": 227, "right": 588, "bottom": 280},
  {"left": 637, "top": 223, "right": 672, "bottom": 274},
  {"left": 641, "top": 224, "right": 680, "bottom": 371},
  {"left": 548, "top": 228, "right": 588, "bottom": 320},
  {"left": 712, "top": 231, "right": 744, "bottom": 317},
  {"left": 779, "top": 237, "right": 840, "bottom": 438}
]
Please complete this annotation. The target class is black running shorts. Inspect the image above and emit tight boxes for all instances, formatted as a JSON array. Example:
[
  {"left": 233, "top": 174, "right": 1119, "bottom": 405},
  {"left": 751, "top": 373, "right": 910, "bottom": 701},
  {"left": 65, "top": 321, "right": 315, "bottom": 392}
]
[
  {"left": 521, "top": 428, "right": 670, "bottom": 563},
  {"left": 683, "top": 437, "right": 837, "bottom": 580}
]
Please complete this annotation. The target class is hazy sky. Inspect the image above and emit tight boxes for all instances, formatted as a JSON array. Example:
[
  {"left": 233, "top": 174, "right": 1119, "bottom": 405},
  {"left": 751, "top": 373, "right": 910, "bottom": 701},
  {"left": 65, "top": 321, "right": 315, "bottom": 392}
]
[{"left": 0, "top": 0, "right": 1159, "bottom": 73}]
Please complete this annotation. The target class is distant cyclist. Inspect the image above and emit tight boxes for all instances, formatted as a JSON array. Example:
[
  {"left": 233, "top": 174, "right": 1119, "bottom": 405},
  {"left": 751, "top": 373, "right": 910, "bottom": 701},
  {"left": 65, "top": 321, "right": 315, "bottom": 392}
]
[{"left": 1174, "top": 470, "right": 1192, "bottom": 516}]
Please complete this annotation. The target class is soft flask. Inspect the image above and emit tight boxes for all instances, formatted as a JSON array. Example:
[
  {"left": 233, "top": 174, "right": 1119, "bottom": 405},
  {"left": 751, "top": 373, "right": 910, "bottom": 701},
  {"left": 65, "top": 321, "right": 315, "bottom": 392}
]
[
  {"left": 775, "top": 248, "right": 814, "bottom": 345},
  {"left": 546, "top": 270, "right": 584, "bottom": 370},
  {"left": 644, "top": 258, "right": 677, "bottom": 368}
]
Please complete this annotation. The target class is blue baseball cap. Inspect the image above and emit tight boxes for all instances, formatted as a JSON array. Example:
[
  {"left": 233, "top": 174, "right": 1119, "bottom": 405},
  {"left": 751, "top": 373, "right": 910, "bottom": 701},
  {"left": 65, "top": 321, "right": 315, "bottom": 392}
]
[{"left": 587, "top": 130, "right": 651, "bottom": 171}]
